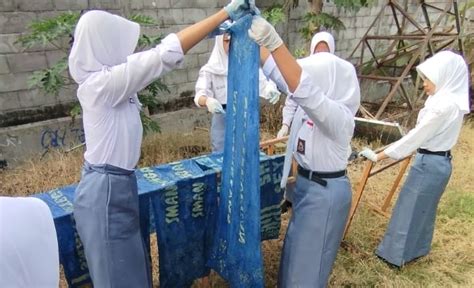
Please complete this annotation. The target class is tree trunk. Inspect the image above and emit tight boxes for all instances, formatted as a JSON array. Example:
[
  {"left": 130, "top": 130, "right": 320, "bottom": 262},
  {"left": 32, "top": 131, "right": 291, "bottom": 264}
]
[{"left": 309, "top": 0, "right": 324, "bottom": 14}]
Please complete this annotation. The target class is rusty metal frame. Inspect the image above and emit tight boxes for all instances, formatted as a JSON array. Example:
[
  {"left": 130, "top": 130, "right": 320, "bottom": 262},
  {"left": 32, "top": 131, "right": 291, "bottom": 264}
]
[{"left": 350, "top": 0, "right": 463, "bottom": 124}]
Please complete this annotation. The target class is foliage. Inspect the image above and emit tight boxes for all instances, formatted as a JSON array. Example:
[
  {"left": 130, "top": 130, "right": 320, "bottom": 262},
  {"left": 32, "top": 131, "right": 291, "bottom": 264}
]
[
  {"left": 332, "top": 0, "right": 376, "bottom": 11},
  {"left": 16, "top": 12, "right": 167, "bottom": 134},
  {"left": 299, "top": 12, "right": 345, "bottom": 41},
  {"left": 262, "top": 5, "right": 286, "bottom": 26}
]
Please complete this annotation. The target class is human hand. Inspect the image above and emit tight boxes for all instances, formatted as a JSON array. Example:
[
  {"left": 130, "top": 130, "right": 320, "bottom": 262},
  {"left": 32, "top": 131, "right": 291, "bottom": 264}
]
[
  {"left": 358, "top": 147, "right": 378, "bottom": 162},
  {"left": 248, "top": 16, "right": 283, "bottom": 52},
  {"left": 224, "top": 0, "right": 259, "bottom": 21},
  {"left": 261, "top": 83, "right": 281, "bottom": 105},
  {"left": 205, "top": 97, "right": 225, "bottom": 114},
  {"left": 277, "top": 125, "right": 289, "bottom": 138}
]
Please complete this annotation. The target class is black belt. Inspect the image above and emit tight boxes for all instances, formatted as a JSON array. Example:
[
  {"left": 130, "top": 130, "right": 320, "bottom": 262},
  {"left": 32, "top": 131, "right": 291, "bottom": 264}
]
[
  {"left": 297, "top": 165, "right": 346, "bottom": 187},
  {"left": 417, "top": 148, "right": 451, "bottom": 158}
]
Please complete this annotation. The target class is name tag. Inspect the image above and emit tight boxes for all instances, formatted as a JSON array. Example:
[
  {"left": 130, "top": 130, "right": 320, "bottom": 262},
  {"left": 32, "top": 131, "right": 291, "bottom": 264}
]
[{"left": 297, "top": 138, "right": 305, "bottom": 155}]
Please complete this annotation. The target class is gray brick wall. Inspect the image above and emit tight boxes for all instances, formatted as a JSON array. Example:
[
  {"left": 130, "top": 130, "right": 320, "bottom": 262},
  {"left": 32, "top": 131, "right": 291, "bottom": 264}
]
[{"left": 0, "top": 0, "right": 464, "bottom": 127}]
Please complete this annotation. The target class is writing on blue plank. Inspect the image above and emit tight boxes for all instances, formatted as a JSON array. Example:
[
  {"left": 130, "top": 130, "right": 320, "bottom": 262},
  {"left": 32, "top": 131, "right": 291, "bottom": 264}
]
[
  {"left": 273, "top": 160, "right": 284, "bottom": 194},
  {"left": 48, "top": 188, "right": 73, "bottom": 213},
  {"left": 140, "top": 167, "right": 169, "bottom": 186},
  {"left": 165, "top": 185, "right": 179, "bottom": 224},
  {"left": 261, "top": 205, "right": 281, "bottom": 237},
  {"left": 260, "top": 161, "right": 271, "bottom": 186},
  {"left": 171, "top": 162, "right": 193, "bottom": 179},
  {"left": 192, "top": 182, "right": 205, "bottom": 218}
]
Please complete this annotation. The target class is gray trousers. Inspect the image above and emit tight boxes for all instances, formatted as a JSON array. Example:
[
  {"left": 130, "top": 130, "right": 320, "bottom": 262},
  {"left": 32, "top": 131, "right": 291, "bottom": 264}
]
[
  {"left": 278, "top": 175, "right": 352, "bottom": 288},
  {"left": 74, "top": 162, "right": 152, "bottom": 288},
  {"left": 211, "top": 113, "right": 226, "bottom": 153},
  {"left": 376, "top": 153, "right": 452, "bottom": 266}
]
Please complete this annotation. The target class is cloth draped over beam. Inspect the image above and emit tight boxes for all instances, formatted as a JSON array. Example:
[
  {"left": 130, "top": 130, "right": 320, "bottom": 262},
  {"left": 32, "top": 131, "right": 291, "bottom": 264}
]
[{"left": 33, "top": 153, "right": 283, "bottom": 287}]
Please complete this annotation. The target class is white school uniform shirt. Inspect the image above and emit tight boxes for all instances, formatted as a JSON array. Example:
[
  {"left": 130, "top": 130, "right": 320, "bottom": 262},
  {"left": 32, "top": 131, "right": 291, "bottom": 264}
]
[
  {"left": 264, "top": 53, "right": 360, "bottom": 181},
  {"left": 281, "top": 31, "right": 336, "bottom": 127},
  {"left": 0, "top": 197, "right": 59, "bottom": 288},
  {"left": 384, "top": 51, "right": 470, "bottom": 160},
  {"left": 69, "top": 11, "right": 183, "bottom": 170},
  {"left": 194, "top": 35, "right": 279, "bottom": 107}
]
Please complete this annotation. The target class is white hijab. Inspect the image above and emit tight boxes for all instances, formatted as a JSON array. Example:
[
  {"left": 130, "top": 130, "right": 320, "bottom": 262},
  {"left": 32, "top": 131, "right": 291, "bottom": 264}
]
[
  {"left": 310, "top": 31, "right": 335, "bottom": 55},
  {"left": 0, "top": 197, "right": 59, "bottom": 288},
  {"left": 200, "top": 35, "right": 228, "bottom": 76},
  {"left": 416, "top": 50, "right": 470, "bottom": 114},
  {"left": 298, "top": 52, "right": 360, "bottom": 115},
  {"left": 69, "top": 10, "right": 140, "bottom": 84}
]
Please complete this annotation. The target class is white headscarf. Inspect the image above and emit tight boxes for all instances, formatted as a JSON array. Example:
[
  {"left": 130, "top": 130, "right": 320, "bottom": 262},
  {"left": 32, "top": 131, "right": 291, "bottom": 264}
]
[
  {"left": 0, "top": 197, "right": 59, "bottom": 287},
  {"left": 310, "top": 31, "right": 335, "bottom": 55},
  {"left": 416, "top": 51, "right": 470, "bottom": 114},
  {"left": 69, "top": 10, "right": 140, "bottom": 84},
  {"left": 200, "top": 35, "right": 228, "bottom": 76},
  {"left": 298, "top": 52, "right": 360, "bottom": 115}
]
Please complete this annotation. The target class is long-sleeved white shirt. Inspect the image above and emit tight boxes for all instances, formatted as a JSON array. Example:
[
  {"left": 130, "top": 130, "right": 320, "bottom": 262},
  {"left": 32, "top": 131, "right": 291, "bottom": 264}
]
[
  {"left": 263, "top": 56, "right": 358, "bottom": 172},
  {"left": 194, "top": 69, "right": 278, "bottom": 107},
  {"left": 78, "top": 34, "right": 184, "bottom": 170},
  {"left": 385, "top": 97, "right": 464, "bottom": 160}
]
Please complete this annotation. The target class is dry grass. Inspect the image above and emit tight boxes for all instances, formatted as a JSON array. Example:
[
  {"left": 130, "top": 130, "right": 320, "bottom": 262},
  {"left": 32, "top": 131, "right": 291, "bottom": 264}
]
[{"left": 1, "top": 120, "right": 473, "bottom": 287}]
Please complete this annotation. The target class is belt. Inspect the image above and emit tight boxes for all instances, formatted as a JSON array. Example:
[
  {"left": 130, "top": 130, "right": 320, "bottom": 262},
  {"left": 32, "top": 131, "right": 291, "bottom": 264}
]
[
  {"left": 297, "top": 165, "right": 346, "bottom": 187},
  {"left": 222, "top": 104, "right": 227, "bottom": 110},
  {"left": 417, "top": 148, "right": 451, "bottom": 158}
]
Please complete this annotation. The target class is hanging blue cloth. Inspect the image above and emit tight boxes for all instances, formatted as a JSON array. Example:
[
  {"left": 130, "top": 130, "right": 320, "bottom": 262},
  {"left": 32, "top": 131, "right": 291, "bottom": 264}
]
[{"left": 208, "top": 15, "right": 264, "bottom": 287}]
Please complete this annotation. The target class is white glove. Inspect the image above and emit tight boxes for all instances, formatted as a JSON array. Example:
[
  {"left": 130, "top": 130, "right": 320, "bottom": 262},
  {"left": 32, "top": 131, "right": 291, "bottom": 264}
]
[
  {"left": 277, "top": 125, "right": 289, "bottom": 138},
  {"left": 224, "top": 0, "right": 258, "bottom": 21},
  {"left": 261, "top": 83, "right": 281, "bottom": 105},
  {"left": 248, "top": 16, "right": 283, "bottom": 52},
  {"left": 205, "top": 97, "right": 225, "bottom": 114},
  {"left": 358, "top": 147, "right": 378, "bottom": 162}
]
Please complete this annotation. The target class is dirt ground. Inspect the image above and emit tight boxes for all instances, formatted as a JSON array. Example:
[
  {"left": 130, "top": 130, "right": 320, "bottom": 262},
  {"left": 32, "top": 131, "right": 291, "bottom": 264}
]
[{"left": 1, "top": 121, "right": 473, "bottom": 287}]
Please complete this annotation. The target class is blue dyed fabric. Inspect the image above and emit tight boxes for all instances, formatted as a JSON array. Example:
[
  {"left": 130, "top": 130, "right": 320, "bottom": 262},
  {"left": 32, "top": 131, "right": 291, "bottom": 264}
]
[{"left": 208, "top": 15, "right": 264, "bottom": 287}]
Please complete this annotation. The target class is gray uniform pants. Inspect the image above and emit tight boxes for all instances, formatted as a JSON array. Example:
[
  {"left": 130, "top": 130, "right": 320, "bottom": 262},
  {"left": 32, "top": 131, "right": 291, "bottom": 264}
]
[{"left": 73, "top": 162, "right": 152, "bottom": 288}]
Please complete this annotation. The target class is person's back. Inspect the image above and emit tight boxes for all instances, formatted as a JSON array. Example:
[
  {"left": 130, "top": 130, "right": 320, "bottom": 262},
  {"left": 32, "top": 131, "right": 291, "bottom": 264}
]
[{"left": 0, "top": 197, "right": 59, "bottom": 288}]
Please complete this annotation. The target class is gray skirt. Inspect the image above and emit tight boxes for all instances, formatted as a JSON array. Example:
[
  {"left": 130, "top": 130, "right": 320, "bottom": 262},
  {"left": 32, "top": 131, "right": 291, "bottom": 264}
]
[
  {"left": 73, "top": 162, "right": 151, "bottom": 288},
  {"left": 278, "top": 175, "right": 352, "bottom": 288},
  {"left": 376, "top": 153, "right": 452, "bottom": 266}
]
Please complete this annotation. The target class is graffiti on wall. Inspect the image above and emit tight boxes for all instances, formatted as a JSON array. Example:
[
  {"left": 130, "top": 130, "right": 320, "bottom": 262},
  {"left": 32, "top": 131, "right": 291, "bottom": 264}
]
[{"left": 40, "top": 127, "right": 85, "bottom": 152}]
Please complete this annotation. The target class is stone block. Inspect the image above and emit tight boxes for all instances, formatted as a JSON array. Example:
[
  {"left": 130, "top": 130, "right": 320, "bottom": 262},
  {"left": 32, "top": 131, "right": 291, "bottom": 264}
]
[
  {"left": 170, "top": 0, "right": 218, "bottom": 9},
  {"left": 0, "top": 72, "right": 31, "bottom": 92},
  {"left": 0, "top": 91, "right": 20, "bottom": 111},
  {"left": 187, "top": 67, "right": 200, "bottom": 82},
  {"left": 188, "top": 39, "right": 211, "bottom": 54},
  {"left": 0, "top": 34, "right": 21, "bottom": 54},
  {"left": 131, "top": 0, "right": 144, "bottom": 10},
  {"left": 181, "top": 8, "right": 206, "bottom": 24},
  {"left": 88, "top": 0, "right": 122, "bottom": 10},
  {"left": 7, "top": 52, "right": 48, "bottom": 73},
  {"left": 18, "top": 88, "right": 58, "bottom": 108},
  {"left": 0, "top": 0, "right": 15, "bottom": 12},
  {"left": 143, "top": 0, "right": 170, "bottom": 9},
  {"left": 57, "top": 85, "right": 78, "bottom": 104},
  {"left": 0, "top": 56, "right": 10, "bottom": 74},
  {"left": 16, "top": 0, "right": 54, "bottom": 11},
  {"left": 53, "top": 0, "right": 88, "bottom": 10},
  {"left": 156, "top": 8, "right": 183, "bottom": 25},
  {"left": 163, "top": 69, "right": 188, "bottom": 86},
  {"left": 183, "top": 54, "right": 199, "bottom": 69},
  {"left": 0, "top": 12, "right": 36, "bottom": 34},
  {"left": 197, "top": 52, "right": 211, "bottom": 67},
  {"left": 45, "top": 50, "right": 66, "bottom": 67}
]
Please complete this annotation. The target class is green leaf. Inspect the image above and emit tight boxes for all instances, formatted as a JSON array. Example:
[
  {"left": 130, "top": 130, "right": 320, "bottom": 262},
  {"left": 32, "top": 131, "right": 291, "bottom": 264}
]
[
  {"left": 299, "top": 12, "right": 345, "bottom": 41},
  {"left": 129, "top": 14, "right": 157, "bottom": 26},
  {"left": 263, "top": 5, "right": 286, "bottom": 26},
  {"left": 140, "top": 112, "right": 161, "bottom": 135}
]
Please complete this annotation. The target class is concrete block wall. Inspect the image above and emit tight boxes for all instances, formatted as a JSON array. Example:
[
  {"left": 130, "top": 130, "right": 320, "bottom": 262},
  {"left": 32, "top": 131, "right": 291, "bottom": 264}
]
[{"left": 0, "top": 0, "right": 461, "bottom": 128}]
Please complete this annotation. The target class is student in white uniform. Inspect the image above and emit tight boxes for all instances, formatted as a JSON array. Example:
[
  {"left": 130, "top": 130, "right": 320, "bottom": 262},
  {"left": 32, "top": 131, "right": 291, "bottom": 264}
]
[
  {"left": 359, "top": 51, "right": 470, "bottom": 267},
  {"left": 68, "top": 2, "right": 255, "bottom": 287},
  {"left": 249, "top": 17, "right": 360, "bottom": 287},
  {"left": 195, "top": 32, "right": 281, "bottom": 152},
  {"left": 0, "top": 197, "right": 59, "bottom": 288},
  {"left": 276, "top": 31, "right": 336, "bottom": 139}
]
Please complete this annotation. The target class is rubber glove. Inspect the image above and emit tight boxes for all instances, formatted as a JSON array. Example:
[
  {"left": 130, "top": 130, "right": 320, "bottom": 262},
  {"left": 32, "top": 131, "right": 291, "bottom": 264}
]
[
  {"left": 206, "top": 97, "right": 225, "bottom": 114},
  {"left": 358, "top": 147, "right": 378, "bottom": 162},
  {"left": 261, "top": 83, "right": 281, "bottom": 105},
  {"left": 224, "top": 0, "right": 259, "bottom": 21},
  {"left": 277, "top": 124, "right": 289, "bottom": 139},
  {"left": 248, "top": 16, "right": 283, "bottom": 52}
]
